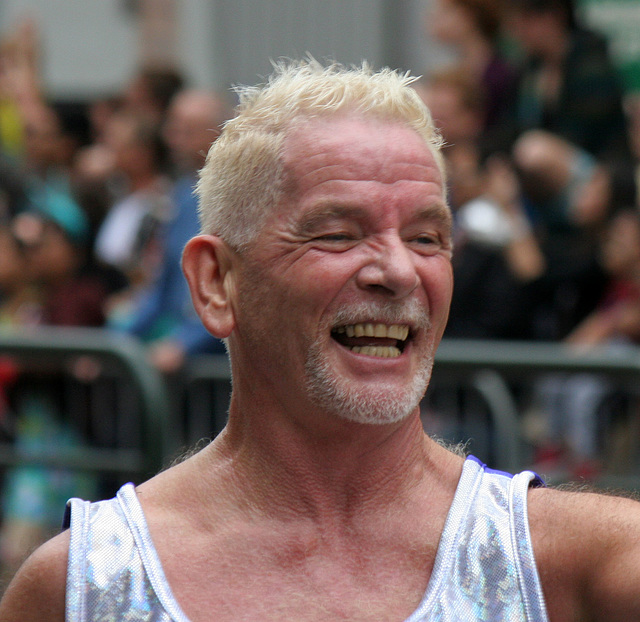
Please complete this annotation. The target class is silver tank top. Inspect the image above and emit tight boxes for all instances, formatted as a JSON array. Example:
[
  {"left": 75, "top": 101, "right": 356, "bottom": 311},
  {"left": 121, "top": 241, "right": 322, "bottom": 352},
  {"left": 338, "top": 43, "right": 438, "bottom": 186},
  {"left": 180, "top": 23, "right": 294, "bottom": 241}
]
[{"left": 65, "top": 456, "right": 548, "bottom": 621}]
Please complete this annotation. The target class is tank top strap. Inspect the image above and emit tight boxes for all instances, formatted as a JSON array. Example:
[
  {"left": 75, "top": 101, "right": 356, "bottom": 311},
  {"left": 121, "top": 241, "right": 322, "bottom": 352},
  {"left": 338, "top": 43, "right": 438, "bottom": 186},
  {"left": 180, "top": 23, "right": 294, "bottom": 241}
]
[
  {"left": 509, "top": 470, "right": 548, "bottom": 621},
  {"left": 65, "top": 483, "right": 191, "bottom": 622},
  {"left": 115, "top": 484, "right": 191, "bottom": 621}
]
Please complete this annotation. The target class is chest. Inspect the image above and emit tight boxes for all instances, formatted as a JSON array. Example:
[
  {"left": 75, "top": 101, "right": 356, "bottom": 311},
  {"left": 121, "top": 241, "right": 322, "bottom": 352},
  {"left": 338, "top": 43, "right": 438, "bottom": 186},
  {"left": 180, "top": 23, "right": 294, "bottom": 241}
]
[{"left": 157, "top": 527, "right": 438, "bottom": 622}]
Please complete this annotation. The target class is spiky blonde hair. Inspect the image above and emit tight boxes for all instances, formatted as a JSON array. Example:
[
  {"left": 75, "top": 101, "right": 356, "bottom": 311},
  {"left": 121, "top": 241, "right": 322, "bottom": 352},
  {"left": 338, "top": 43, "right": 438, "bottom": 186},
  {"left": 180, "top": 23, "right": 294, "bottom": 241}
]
[{"left": 196, "top": 58, "right": 445, "bottom": 249}]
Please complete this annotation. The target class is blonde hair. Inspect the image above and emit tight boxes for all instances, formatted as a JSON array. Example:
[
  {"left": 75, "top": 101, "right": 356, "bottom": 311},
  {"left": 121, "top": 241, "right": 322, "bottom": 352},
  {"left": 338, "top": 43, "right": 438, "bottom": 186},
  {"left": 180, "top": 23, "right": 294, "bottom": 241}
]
[{"left": 196, "top": 58, "right": 445, "bottom": 249}]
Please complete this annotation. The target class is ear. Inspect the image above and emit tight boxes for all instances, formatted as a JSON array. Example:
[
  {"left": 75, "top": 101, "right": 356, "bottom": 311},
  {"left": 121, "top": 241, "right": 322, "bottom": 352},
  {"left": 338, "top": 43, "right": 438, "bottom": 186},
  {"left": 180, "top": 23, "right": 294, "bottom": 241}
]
[{"left": 182, "top": 235, "right": 236, "bottom": 338}]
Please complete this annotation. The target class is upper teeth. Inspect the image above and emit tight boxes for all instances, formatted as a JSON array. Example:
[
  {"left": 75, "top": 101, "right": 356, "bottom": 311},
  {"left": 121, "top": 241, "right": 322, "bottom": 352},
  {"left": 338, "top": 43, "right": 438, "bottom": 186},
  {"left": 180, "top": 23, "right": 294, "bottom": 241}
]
[{"left": 334, "top": 323, "right": 409, "bottom": 340}]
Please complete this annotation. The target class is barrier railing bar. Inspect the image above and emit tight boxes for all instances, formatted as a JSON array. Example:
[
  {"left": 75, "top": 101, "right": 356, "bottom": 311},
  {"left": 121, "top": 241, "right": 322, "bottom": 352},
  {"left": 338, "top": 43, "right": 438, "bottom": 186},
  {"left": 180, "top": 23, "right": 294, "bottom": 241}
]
[
  {"left": 185, "top": 342, "right": 640, "bottom": 484},
  {"left": 435, "top": 340, "right": 640, "bottom": 488},
  {"left": 470, "top": 370, "right": 522, "bottom": 473},
  {"left": 4, "top": 333, "right": 638, "bottom": 480},
  {"left": 0, "top": 444, "right": 144, "bottom": 473},
  {"left": 0, "top": 327, "right": 172, "bottom": 477},
  {"left": 186, "top": 340, "right": 640, "bottom": 382},
  {"left": 435, "top": 339, "right": 640, "bottom": 378}
]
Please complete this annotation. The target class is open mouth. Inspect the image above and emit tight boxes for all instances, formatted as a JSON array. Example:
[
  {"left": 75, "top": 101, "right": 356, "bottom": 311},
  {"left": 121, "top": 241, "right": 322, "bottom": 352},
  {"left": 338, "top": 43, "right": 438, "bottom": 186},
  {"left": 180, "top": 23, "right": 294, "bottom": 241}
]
[{"left": 330, "top": 323, "right": 411, "bottom": 358}]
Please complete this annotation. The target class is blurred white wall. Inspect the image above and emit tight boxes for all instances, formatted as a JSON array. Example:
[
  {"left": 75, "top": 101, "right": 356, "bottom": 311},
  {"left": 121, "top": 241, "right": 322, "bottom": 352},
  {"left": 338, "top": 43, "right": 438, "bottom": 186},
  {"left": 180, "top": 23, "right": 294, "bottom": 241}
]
[
  {"left": 0, "top": 0, "right": 137, "bottom": 100},
  {"left": 0, "top": 0, "right": 449, "bottom": 102}
]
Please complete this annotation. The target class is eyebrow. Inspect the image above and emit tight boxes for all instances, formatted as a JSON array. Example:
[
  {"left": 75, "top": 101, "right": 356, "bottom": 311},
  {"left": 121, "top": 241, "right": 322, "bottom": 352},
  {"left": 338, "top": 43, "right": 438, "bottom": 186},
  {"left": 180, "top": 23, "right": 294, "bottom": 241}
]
[
  {"left": 296, "top": 204, "right": 366, "bottom": 235},
  {"left": 415, "top": 203, "right": 453, "bottom": 234},
  {"left": 296, "top": 201, "right": 453, "bottom": 237}
]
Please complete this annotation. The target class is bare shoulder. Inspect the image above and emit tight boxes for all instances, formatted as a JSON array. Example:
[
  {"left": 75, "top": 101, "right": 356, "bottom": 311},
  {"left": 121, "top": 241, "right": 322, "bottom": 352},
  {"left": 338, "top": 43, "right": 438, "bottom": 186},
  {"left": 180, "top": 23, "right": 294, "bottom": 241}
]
[
  {"left": 528, "top": 485, "right": 640, "bottom": 621},
  {"left": 0, "top": 530, "right": 69, "bottom": 622}
]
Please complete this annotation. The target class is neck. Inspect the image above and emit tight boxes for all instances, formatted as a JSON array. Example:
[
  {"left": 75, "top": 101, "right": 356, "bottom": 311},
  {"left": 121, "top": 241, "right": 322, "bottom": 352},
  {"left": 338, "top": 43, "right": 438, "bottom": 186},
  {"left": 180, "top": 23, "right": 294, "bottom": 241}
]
[{"left": 201, "top": 393, "right": 459, "bottom": 526}]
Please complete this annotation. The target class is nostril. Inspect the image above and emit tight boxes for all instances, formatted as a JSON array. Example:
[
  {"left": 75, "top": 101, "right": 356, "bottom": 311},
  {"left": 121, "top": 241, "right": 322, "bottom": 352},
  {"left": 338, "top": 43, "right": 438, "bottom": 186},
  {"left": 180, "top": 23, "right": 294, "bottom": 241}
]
[
  {"left": 355, "top": 244, "right": 419, "bottom": 299},
  {"left": 367, "top": 283, "right": 394, "bottom": 294}
]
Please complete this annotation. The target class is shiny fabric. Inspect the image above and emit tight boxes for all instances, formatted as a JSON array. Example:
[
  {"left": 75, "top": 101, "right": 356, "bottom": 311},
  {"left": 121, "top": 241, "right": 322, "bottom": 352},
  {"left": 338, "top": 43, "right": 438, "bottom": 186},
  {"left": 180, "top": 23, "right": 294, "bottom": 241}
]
[
  {"left": 65, "top": 484, "right": 190, "bottom": 621},
  {"left": 406, "top": 456, "right": 548, "bottom": 621},
  {"left": 65, "top": 456, "right": 547, "bottom": 621}
]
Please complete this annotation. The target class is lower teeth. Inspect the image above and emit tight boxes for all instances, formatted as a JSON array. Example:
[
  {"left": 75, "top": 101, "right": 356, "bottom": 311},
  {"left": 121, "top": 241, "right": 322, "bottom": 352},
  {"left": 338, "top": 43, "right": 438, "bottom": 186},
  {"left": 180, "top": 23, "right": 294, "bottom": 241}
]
[{"left": 350, "top": 345, "right": 401, "bottom": 358}]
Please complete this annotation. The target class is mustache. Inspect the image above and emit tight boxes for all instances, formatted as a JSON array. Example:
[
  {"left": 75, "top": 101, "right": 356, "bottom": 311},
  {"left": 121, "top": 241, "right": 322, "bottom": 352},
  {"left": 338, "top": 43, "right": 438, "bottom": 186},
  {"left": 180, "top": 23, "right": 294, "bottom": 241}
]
[{"left": 329, "top": 298, "right": 430, "bottom": 331}]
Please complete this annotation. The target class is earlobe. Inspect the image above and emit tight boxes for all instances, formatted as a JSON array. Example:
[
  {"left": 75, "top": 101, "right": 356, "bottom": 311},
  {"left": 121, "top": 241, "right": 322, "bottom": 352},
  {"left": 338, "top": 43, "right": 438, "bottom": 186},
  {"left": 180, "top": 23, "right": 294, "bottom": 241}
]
[{"left": 182, "top": 235, "right": 236, "bottom": 338}]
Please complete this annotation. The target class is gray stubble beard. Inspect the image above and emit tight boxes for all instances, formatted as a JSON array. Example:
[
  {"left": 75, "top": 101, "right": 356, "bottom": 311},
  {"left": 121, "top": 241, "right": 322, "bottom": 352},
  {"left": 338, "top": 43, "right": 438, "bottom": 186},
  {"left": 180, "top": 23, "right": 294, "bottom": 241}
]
[{"left": 304, "top": 299, "right": 434, "bottom": 425}]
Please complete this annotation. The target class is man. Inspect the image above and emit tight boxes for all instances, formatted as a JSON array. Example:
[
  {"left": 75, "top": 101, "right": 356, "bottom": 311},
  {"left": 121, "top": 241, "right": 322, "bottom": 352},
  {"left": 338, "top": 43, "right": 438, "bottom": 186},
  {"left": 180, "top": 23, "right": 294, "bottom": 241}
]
[
  {"left": 124, "top": 89, "right": 230, "bottom": 372},
  {"left": 2, "top": 59, "right": 640, "bottom": 621},
  {"left": 505, "top": 0, "right": 629, "bottom": 161}
]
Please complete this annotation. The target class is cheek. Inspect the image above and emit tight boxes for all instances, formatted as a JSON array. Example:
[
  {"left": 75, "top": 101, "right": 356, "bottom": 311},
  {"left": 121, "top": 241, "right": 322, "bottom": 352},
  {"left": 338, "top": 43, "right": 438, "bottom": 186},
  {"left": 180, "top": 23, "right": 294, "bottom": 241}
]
[
  {"left": 238, "top": 256, "right": 331, "bottom": 332},
  {"left": 287, "top": 251, "right": 361, "bottom": 296},
  {"left": 420, "top": 258, "right": 454, "bottom": 319}
]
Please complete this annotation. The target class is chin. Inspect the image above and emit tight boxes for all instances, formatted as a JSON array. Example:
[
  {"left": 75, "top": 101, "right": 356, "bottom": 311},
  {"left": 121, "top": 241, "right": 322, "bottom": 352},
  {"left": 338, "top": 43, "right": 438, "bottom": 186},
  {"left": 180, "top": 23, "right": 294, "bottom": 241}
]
[
  {"left": 336, "top": 390, "right": 424, "bottom": 425},
  {"left": 304, "top": 346, "right": 434, "bottom": 426}
]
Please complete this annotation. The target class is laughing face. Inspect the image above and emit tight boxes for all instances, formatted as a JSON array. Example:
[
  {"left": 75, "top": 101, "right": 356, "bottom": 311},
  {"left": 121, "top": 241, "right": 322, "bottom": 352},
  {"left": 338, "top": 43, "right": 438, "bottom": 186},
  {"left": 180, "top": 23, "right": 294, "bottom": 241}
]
[{"left": 230, "top": 115, "right": 453, "bottom": 426}]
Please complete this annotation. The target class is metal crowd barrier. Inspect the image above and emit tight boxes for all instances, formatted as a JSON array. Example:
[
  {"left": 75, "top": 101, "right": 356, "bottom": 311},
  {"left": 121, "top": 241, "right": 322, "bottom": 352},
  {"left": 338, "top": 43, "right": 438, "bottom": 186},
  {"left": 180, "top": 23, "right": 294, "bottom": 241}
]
[
  {"left": 183, "top": 340, "right": 640, "bottom": 488},
  {"left": 434, "top": 340, "right": 640, "bottom": 480},
  {"left": 0, "top": 327, "right": 171, "bottom": 481},
  {"left": 2, "top": 330, "right": 640, "bottom": 489}
]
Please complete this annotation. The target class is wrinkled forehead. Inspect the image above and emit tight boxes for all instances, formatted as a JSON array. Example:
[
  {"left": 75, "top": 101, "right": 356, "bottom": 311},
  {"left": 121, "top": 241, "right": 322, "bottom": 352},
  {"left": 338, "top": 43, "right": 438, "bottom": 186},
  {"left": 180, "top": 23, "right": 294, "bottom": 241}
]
[
  {"left": 283, "top": 113, "right": 435, "bottom": 156},
  {"left": 280, "top": 114, "right": 445, "bottom": 199}
]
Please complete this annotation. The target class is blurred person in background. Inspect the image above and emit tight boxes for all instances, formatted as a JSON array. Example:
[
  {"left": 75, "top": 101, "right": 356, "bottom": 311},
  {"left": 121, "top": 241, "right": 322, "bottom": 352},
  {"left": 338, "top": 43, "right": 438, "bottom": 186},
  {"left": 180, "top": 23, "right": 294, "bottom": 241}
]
[
  {"left": 504, "top": 0, "right": 629, "bottom": 160},
  {"left": 0, "top": 18, "right": 80, "bottom": 206},
  {"left": 0, "top": 224, "right": 38, "bottom": 327},
  {"left": 93, "top": 110, "right": 172, "bottom": 322},
  {"left": 417, "top": 69, "right": 545, "bottom": 340},
  {"left": 512, "top": 129, "right": 636, "bottom": 339},
  {"left": 426, "top": 0, "right": 516, "bottom": 140},
  {"left": 567, "top": 208, "right": 640, "bottom": 347},
  {"left": 0, "top": 18, "right": 43, "bottom": 163},
  {"left": 509, "top": 127, "right": 639, "bottom": 479},
  {"left": 72, "top": 65, "right": 184, "bottom": 237},
  {"left": 448, "top": 154, "right": 546, "bottom": 339},
  {"left": 414, "top": 68, "right": 486, "bottom": 212},
  {"left": 530, "top": 207, "right": 640, "bottom": 480},
  {"left": 16, "top": 202, "right": 105, "bottom": 327},
  {"left": 73, "top": 65, "right": 184, "bottom": 195},
  {"left": 70, "top": 96, "right": 123, "bottom": 237},
  {"left": 121, "top": 89, "right": 230, "bottom": 373},
  {"left": 0, "top": 199, "right": 104, "bottom": 582},
  {"left": 123, "top": 65, "right": 185, "bottom": 128},
  {"left": 22, "top": 105, "right": 78, "bottom": 207}
]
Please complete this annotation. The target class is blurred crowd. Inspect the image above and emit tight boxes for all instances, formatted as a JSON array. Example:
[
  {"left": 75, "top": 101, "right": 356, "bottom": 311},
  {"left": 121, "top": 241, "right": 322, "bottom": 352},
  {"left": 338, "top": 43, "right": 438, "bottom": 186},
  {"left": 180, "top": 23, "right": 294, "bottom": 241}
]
[
  {"left": 0, "top": 0, "right": 640, "bottom": 580},
  {"left": 421, "top": 0, "right": 639, "bottom": 344},
  {"left": 0, "top": 18, "right": 231, "bottom": 579},
  {"left": 0, "top": 20, "right": 231, "bottom": 368},
  {"left": 417, "top": 0, "right": 640, "bottom": 482}
]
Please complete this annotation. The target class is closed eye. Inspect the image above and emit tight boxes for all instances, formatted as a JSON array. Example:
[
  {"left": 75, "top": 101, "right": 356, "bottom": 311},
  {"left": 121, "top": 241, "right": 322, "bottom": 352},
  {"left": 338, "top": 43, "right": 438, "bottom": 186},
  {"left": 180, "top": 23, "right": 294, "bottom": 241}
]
[
  {"left": 413, "top": 234, "right": 439, "bottom": 245},
  {"left": 408, "top": 233, "right": 448, "bottom": 255},
  {"left": 315, "top": 233, "right": 353, "bottom": 241},
  {"left": 308, "top": 231, "right": 360, "bottom": 252}
]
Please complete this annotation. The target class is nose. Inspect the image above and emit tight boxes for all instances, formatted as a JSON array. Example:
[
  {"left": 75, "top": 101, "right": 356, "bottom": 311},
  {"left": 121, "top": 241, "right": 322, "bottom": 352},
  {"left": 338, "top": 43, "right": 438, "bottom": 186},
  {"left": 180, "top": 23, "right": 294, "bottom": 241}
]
[{"left": 355, "top": 234, "right": 419, "bottom": 299}]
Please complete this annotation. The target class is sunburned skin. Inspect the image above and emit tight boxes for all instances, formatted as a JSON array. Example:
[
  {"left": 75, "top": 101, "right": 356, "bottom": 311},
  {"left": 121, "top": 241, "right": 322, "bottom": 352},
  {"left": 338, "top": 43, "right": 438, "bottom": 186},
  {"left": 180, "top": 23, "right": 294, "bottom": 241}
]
[{"left": 219, "top": 114, "right": 452, "bottom": 429}]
